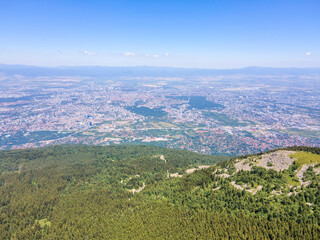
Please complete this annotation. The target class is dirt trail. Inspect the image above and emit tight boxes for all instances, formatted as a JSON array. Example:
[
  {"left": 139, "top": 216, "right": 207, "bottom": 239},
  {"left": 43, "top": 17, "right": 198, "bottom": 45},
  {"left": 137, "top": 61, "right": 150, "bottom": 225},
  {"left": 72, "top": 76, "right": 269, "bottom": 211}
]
[
  {"left": 186, "top": 165, "right": 211, "bottom": 174},
  {"left": 130, "top": 183, "right": 146, "bottom": 194},
  {"left": 230, "top": 181, "right": 262, "bottom": 194},
  {"left": 168, "top": 173, "right": 183, "bottom": 177},
  {"left": 296, "top": 164, "right": 318, "bottom": 186},
  {"left": 247, "top": 185, "right": 263, "bottom": 194},
  {"left": 160, "top": 155, "right": 166, "bottom": 163}
]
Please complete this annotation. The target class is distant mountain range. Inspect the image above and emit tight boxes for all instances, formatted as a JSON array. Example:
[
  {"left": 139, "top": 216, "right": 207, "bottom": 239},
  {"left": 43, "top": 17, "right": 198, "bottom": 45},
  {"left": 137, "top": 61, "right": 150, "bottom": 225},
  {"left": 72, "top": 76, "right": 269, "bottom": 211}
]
[{"left": 1, "top": 63, "right": 320, "bottom": 77}]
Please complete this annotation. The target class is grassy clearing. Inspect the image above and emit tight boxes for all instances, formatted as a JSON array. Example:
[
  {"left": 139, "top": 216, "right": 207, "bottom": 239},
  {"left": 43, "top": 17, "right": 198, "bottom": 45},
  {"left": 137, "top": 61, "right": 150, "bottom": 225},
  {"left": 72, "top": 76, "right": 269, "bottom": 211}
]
[
  {"left": 36, "top": 218, "right": 52, "bottom": 228},
  {"left": 290, "top": 151, "right": 320, "bottom": 169},
  {"left": 284, "top": 174, "right": 300, "bottom": 187}
]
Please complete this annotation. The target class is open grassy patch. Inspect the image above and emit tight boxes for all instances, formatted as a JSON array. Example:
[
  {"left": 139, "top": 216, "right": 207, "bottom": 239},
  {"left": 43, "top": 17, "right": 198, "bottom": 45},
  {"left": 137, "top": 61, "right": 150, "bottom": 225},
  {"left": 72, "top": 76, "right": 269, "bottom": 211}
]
[
  {"left": 284, "top": 173, "right": 300, "bottom": 187},
  {"left": 290, "top": 151, "right": 320, "bottom": 170},
  {"left": 36, "top": 218, "right": 52, "bottom": 229}
]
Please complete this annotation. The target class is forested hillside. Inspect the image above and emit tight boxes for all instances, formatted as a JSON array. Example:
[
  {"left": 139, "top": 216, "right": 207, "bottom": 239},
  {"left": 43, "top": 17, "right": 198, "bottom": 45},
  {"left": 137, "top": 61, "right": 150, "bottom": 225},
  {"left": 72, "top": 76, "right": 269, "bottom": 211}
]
[{"left": 0, "top": 145, "right": 320, "bottom": 239}]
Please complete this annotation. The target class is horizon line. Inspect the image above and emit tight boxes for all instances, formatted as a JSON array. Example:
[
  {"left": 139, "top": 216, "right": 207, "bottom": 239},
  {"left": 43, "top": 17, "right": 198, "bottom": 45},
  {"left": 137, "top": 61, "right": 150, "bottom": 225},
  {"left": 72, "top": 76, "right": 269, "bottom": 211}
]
[{"left": 1, "top": 63, "right": 320, "bottom": 70}]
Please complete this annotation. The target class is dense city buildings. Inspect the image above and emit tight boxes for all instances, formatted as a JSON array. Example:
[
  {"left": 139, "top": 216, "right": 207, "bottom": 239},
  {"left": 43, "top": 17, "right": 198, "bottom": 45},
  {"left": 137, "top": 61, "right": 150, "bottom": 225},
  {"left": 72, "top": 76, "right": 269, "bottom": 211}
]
[{"left": 0, "top": 66, "right": 319, "bottom": 155}]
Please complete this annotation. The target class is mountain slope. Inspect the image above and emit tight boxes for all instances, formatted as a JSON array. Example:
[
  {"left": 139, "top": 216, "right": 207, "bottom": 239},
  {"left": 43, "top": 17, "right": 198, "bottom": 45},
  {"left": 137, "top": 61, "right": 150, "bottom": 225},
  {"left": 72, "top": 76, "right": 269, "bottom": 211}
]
[{"left": 0, "top": 145, "right": 320, "bottom": 239}]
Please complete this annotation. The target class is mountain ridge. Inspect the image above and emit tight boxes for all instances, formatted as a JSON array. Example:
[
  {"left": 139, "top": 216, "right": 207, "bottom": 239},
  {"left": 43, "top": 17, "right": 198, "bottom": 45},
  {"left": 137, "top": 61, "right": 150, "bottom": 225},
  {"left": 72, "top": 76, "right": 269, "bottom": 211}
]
[
  {"left": 1, "top": 63, "right": 320, "bottom": 77},
  {"left": 0, "top": 144, "right": 320, "bottom": 239}
]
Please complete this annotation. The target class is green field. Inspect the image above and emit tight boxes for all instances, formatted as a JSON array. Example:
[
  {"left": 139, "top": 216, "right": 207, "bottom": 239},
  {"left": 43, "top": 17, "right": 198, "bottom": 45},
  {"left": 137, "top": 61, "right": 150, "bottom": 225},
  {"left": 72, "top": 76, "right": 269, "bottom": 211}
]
[
  {"left": 290, "top": 151, "right": 320, "bottom": 169},
  {"left": 203, "top": 111, "right": 248, "bottom": 126},
  {"left": 279, "top": 128, "right": 320, "bottom": 138}
]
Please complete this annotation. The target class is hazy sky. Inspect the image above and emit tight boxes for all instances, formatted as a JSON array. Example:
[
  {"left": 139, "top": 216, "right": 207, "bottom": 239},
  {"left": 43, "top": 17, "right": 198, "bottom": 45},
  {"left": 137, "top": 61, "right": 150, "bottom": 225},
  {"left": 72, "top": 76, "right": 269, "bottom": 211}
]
[{"left": 0, "top": 0, "right": 319, "bottom": 68}]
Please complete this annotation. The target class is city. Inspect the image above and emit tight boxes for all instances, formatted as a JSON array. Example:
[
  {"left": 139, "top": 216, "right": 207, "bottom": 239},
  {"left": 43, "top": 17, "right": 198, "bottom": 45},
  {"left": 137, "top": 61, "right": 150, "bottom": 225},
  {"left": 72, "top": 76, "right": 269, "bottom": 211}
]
[{"left": 1, "top": 66, "right": 319, "bottom": 155}]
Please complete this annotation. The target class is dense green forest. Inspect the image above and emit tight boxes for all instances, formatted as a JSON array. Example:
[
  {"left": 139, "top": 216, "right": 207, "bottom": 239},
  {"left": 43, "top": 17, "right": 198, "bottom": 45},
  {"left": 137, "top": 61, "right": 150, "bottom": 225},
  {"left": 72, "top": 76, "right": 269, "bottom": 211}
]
[{"left": 0, "top": 145, "right": 320, "bottom": 239}]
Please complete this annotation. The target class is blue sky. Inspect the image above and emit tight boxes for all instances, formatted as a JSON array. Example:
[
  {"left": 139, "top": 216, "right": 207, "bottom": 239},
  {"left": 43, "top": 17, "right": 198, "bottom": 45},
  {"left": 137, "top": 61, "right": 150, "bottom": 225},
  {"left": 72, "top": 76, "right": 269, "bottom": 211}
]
[{"left": 0, "top": 0, "right": 319, "bottom": 68}]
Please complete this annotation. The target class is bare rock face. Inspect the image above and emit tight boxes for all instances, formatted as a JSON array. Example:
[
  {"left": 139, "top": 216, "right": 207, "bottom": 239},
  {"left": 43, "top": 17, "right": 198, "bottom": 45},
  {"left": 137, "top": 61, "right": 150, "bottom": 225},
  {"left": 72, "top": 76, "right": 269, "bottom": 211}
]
[
  {"left": 234, "top": 161, "right": 252, "bottom": 172},
  {"left": 222, "top": 150, "right": 320, "bottom": 195},
  {"left": 255, "top": 150, "right": 296, "bottom": 171},
  {"left": 234, "top": 150, "right": 297, "bottom": 173}
]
